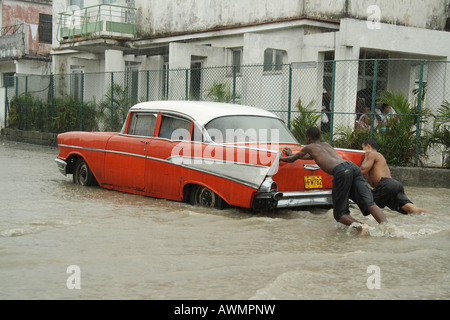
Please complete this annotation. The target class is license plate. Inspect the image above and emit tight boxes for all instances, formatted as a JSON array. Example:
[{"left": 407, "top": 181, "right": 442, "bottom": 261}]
[{"left": 304, "top": 175, "right": 323, "bottom": 189}]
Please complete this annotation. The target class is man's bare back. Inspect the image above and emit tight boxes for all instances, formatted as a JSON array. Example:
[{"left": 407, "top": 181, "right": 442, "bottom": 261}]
[
  {"left": 280, "top": 127, "right": 388, "bottom": 230},
  {"left": 297, "top": 142, "right": 346, "bottom": 174},
  {"left": 360, "top": 147, "right": 391, "bottom": 188},
  {"left": 361, "top": 138, "right": 435, "bottom": 215}
]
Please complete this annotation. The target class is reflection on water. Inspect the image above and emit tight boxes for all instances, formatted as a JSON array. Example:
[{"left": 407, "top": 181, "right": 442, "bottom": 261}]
[{"left": 0, "top": 141, "right": 449, "bottom": 299}]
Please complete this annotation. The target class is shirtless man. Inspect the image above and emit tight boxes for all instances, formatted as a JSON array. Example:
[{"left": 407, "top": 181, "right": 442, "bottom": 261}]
[
  {"left": 360, "top": 137, "right": 435, "bottom": 215},
  {"left": 280, "top": 127, "right": 387, "bottom": 232}
]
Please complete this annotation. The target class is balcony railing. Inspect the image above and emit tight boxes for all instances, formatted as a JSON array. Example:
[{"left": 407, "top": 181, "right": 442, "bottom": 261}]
[
  {"left": 0, "top": 24, "right": 25, "bottom": 36},
  {"left": 58, "top": 4, "right": 136, "bottom": 42}
]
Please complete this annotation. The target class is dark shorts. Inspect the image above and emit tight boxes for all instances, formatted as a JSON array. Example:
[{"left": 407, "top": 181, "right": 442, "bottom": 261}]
[
  {"left": 331, "top": 161, "right": 375, "bottom": 222},
  {"left": 372, "top": 177, "right": 412, "bottom": 214}
]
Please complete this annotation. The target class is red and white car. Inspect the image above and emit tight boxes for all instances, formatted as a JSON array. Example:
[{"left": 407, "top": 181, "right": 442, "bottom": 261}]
[{"left": 55, "top": 100, "right": 365, "bottom": 211}]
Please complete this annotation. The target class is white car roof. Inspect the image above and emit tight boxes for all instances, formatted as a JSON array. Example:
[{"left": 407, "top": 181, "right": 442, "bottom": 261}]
[{"left": 130, "top": 100, "right": 279, "bottom": 127}]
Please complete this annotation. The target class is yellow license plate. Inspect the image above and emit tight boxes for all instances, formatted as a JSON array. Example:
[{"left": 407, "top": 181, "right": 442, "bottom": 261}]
[{"left": 304, "top": 175, "right": 323, "bottom": 189}]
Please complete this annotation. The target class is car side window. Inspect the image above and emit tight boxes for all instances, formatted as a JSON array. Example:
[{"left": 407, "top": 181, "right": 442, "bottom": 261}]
[
  {"left": 127, "top": 113, "right": 157, "bottom": 137},
  {"left": 159, "top": 115, "right": 192, "bottom": 140}
]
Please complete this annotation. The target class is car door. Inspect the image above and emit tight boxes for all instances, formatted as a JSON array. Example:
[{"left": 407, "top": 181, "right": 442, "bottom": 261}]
[
  {"left": 104, "top": 112, "right": 157, "bottom": 191},
  {"left": 146, "top": 114, "right": 194, "bottom": 198}
]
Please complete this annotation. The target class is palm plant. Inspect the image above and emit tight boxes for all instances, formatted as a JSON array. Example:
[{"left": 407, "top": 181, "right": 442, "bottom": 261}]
[
  {"left": 204, "top": 81, "right": 240, "bottom": 103},
  {"left": 424, "top": 100, "right": 450, "bottom": 167},
  {"left": 374, "top": 90, "right": 431, "bottom": 166},
  {"left": 333, "top": 124, "right": 370, "bottom": 149},
  {"left": 290, "top": 99, "right": 321, "bottom": 144},
  {"left": 99, "top": 83, "right": 136, "bottom": 131}
]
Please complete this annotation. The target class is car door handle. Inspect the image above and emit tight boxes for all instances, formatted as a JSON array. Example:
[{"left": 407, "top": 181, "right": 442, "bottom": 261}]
[
  {"left": 140, "top": 140, "right": 149, "bottom": 144},
  {"left": 304, "top": 164, "right": 320, "bottom": 170}
]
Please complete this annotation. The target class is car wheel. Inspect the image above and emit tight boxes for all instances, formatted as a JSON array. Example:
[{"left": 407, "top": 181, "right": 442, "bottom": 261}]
[
  {"left": 191, "top": 186, "right": 225, "bottom": 209},
  {"left": 73, "top": 158, "right": 96, "bottom": 186}
]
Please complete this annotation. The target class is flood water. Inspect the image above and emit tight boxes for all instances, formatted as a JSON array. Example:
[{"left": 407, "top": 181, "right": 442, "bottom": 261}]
[{"left": 0, "top": 141, "right": 449, "bottom": 300}]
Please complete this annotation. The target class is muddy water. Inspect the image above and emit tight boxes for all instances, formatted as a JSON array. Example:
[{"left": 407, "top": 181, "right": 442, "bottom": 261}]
[{"left": 0, "top": 141, "right": 449, "bottom": 300}]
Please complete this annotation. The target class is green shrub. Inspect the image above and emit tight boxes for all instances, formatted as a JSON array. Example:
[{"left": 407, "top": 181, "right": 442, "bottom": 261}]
[
  {"left": 7, "top": 94, "right": 99, "bottom": 133},
  {"left": 204, "top": 81, "right": 240, "bottom": 103},
  {"left": 290, "top": 99, "right": 321, "bottom": 144}
]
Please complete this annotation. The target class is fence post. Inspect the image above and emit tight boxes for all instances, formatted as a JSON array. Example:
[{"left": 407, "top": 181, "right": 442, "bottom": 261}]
[
  {"left": 24, "top": 76, "right": 27, "bottom": 131},
  {"left": 50, "top": 74, "right": 54, "bottom": 102},
  {"left": 185, "top": 69, "right": 189, "bottom": 100},
  {"left": 414, "top": 61, "right": 425, "bottom": 167},
  {"left": 329, "top": 60, "right": 336, "bottom": 145},
  {"left": 369, "top": 59, "right": 378, "bottom": 137},
  {"left": 15, "top": 75, "right": 18, "bottom": 98},
  {"left": 110, "top": 72, "right": 114, "bottom": 131},
  {"left": 4, "top": 82, "right": 8, "bottom": 128},
  {"left": 146, "top": 70, "right": 150, "bottom": 101},
  {"left": 232, "top": 65, "right": 237, "bottom": 104},
  {"left": 49, "top": 74, "right": 54, "bottom": 132},
  {"left": 287, "top": 64, "right": 292, "bottom": 129},
  {"left": 80, "top": 72, "right": 84, "bottom": 131}
]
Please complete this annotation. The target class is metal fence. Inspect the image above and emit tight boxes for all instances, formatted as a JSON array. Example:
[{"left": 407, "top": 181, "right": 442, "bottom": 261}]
[{"left": 4, "top": 59, "right": 450, "bottom": 167}]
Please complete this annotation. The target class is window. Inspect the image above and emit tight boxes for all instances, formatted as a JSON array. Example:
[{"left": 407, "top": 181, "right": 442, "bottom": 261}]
[
  {"left": 206, "top": 116, "right": 297, "bottom": 144},
  {"left": 357, "top": 51, "right": 388, "bottom": 102},
  {"left": 69, "top": 0, "right": 84, "bottom": 9},
  {"left": 229, "top": 48, "right": 242, "bottom": 74},
  {"left": 39, "top": 14, "right": 52, "bottom": 44},
  {"left": 159, "top": 115, "right": 192, "bottom": 140},
  {"left": 70, "top": 65, "right": 84, "bottom": 101},
  {"left": 3, "top": 73, "right": 15, "bottom": 88},
  {"left": 263, "top": 49, "right": 285, "bottom": 72},
  {"left": 127, "top": 113, "right": 157, "bottom": 136},
  {"left": 162, "top": 58, "right": 169, "bottom": 99},
  {"left": 124, "top": 0, "right": 136, "bottom": 23}
]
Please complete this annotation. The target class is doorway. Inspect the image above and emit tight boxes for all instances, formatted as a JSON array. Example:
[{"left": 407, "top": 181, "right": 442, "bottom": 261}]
[{"left": 190, "top": 59, "right": 203, "bottom": 100}]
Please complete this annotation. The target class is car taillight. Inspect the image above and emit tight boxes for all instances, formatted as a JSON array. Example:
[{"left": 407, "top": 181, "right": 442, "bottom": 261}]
[{"left": 270, "top": 181, "right": 278, "bottom": 191}]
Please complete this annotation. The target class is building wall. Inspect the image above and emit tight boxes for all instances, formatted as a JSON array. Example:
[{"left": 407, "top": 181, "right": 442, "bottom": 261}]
[
  {"left": 49, "top": 0, "right": 450, "bottom": 126},
  {"left": 2, "top": 0, "right": 52, "bottom": 57},
  {"left": 136, "top": 0, "right": 449, "bottom": 37}
]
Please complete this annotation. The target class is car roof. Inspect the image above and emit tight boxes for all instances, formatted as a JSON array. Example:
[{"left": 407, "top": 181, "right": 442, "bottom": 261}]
[{"left": 130, "top": 100, "right": 279, "bottom": 126}]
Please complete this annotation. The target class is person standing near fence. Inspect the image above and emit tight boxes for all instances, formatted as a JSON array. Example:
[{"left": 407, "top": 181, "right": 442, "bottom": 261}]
[
  {"left": 280, "top": 127, "right": 388, "bottom": 234},
  {"left": 360, "top": 138, "right": 435, "bottom": 215}
]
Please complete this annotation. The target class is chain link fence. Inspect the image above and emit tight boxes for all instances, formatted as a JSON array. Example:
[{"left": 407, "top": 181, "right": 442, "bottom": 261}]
[{"left": 3, "top": 59, "right": 450, "bottom": 167}]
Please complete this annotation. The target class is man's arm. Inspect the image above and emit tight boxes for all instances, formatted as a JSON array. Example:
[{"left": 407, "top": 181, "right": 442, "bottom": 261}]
[
  {"left": 360, "top": 151, "right": 375, "bottom": 175},
  {"left": 280, "top": 147, "right": 311, "bottom": 163}
]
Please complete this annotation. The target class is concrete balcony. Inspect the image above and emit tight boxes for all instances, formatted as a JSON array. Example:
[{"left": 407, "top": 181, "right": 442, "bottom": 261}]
[
  {"left": 0, "top": 24, "right": 26, "bottom": 60},
  {"left": 58, "top": 4, "right": 136, "bottom": 43}
]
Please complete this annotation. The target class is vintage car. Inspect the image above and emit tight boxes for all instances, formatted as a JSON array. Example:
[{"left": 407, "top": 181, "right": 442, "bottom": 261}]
[{"left": 55, "top": 100, "right": 365, "bottom": 211}]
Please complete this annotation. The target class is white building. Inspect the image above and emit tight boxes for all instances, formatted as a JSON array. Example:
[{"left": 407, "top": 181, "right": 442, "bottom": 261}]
[
  {"left": 0, "top": 0, "right": 53, "bottom": 128},
  {"left": 51, "top": 0, "right": 450, "bottom": 125}
]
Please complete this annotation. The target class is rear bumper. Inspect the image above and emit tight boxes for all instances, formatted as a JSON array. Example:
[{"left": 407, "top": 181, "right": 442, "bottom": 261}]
[
  {"left": 276, "top": 190, "right": 333, "bottom": 208},
  {"left": 55, "top": 158, "right": 67, "bottom": 176},
  {"left": 252, "top": 189, "right": 332, "bottom": 210}
]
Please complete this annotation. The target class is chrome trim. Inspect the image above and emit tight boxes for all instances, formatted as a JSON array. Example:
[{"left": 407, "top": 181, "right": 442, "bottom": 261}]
[
  {"left": 54, "top": 158, "right": 67, "bottom": 176},
  {"left": 276, "top": 190, "right": 333, "bottom": 208},
  {"left": 304, "top": 164, "right": 320, "bottom": 171},
  {"left": 168, "top": 156, "right": 269, "bottom": 189},
  {"left": 57, "top": 144, "right": 264, "bottom": 189},
  {"left": 166, "top": 156, "right": 269, "bottom": 169}
]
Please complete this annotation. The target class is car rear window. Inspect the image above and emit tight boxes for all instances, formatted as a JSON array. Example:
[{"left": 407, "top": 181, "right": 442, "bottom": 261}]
[
  {"left": 159, "top": 115, "right": 192, "bottom": 140},
  {"left": 205, "top": 115, "right": 298, "bottom": 144},
  {"left": 127, "top": 113, "right": 157, "bottom": 137}
]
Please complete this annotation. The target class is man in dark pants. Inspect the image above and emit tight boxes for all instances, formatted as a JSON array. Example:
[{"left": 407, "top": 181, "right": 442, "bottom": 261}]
[
  {"left": 361, "top": 138, "right": 435, "bottom": 215},
  {"left": 280, "top": 127, "right": 387, "bottom": 234}
]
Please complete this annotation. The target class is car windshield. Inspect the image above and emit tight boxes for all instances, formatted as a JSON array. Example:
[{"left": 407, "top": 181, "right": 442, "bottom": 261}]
[{"left": 205, "top": 115, "right": 298, "bottom": 144}]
